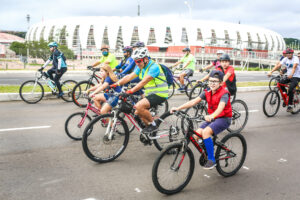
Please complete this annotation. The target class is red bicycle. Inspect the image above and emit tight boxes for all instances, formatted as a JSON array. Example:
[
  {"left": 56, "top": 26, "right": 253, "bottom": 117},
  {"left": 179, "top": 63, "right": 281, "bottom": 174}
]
[{"left": 263, "top": 77, "right": 300, "bottom": 117}]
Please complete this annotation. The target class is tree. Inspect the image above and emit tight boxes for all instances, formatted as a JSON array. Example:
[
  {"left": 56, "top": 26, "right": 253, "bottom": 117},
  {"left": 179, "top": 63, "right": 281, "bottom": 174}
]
[{"left": 9, "top": 41, "right": 27, "bottom": 56}]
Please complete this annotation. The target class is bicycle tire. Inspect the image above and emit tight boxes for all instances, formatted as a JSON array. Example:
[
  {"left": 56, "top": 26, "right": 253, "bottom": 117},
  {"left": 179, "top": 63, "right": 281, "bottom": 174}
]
[
  {"left": 61, "top": 80, "right": 77, "bottom": 102},
  {"left": 189, "top": 83, "right": 204, "bottom": 100},
  {"left": 152, "top": 143, "right": 195, "bottom": 195},
  {"left": 72, "top": 80, "right": 95, "bottom": 107},
  {"left": 19, "top": 80, "right": 44, "bottom": 104},
  {"left": 262, "top": 90, "right": 280, "bottom": 117},
  {"left": 82, "top": 113, "right": 129, "bottom": 163},
  {"left": 183, "top": 102, "right": 207, "bottom": 133},
  {"left": 168, "top": 83, "right": 175, "bottom": 99},
  {"left": 65, "top": 112, "right": 92, "bottom": 141},
  {"left": 269, "top": 77, "right": 278, "bottom": 91},
  {"left": 185, "top": 80, "right": 197, "bottom": 97},
  {"left": 292, "top": 89, "right": 300, "bottom": 114},
  {"left": 215, "top": 133, "right": 247, "bottom": 177},
  {"left": 227, "top": 99, "right": 249, "bottom": 133}
]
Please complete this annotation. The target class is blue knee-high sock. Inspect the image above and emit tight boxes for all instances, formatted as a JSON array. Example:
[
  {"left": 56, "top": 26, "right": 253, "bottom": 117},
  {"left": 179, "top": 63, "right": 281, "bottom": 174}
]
[{"left": 203, "top": 137, "right": 215, "bottom": 163}]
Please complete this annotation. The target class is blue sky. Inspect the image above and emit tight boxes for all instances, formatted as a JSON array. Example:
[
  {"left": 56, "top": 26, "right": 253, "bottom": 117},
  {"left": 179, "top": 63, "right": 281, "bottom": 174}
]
[{"left": 0, "top": 0, "right": 299, "bottom": 38}]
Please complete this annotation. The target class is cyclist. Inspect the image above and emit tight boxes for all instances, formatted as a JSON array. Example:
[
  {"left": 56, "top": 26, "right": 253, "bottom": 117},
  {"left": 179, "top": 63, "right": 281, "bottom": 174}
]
[
  {"left": 87, "top": 64, "right": 121, "bottom": 114},
  {"left": 39, "top": 42, "right": 67, "bottom": 97},
  {"left": 132, "top": 41, "right": 145, "bottom": 51},
  {"left": 268, "top": 48, "right": 300, "bottom": 112},
  {"left": 172, "top": 47, "right": 196, "bottom": 91},
  {"left": 170, "top": 70, "right": 232, "bottom": 169},
  {"left": 111, "top": 47, "right": 168, "bottom": 133},
  {"left": 201, "top": 50, "right": 225, "bottom": 71},
  {"left": 90, "top": 45, "right": 118, "bottom": 70},
  {"left": 198, "top": 54, "right": 236, "bottom": 96},
  {"left": 114, "top": 46, "right": 136, "bottom": 75}
]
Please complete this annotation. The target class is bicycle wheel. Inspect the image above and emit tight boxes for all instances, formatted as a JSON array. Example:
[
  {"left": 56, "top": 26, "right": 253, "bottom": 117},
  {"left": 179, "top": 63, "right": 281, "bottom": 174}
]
[
  {"left": 153, "top": 111, "right": 188, "bottom": 151},
  {"left": 65, "top": 112, "right": 92, "bottom": 141},
  {"left": 82, "top": 113, "right": 129, "bottom": 163},
  {"left": 292, "top": 89, "right": 300, "bottom": 114},
  {"left": 262, "top": 90, "right": 280, "bottom": 117},
  {"left": 215, "top": 133, "right": 247, "bottom": 177},
  {"left": 184, "top": 102, "right": 207, "bottom": 133},
  {"left": 185, "top": 80, "right": 197, "bottom": 97},
  {"left": 168, "top": 83, "right": 175, "bottom": 99},
  {"left": 269, "top": 77, "right": 278, "bottom": 91},
  {"left": 19, "top": 80, "right": 44, "bottom": 104},
  {"left": 189, "top": 83, "right": 204, "bottom": 100},
  {"left": 72, "top": 80, "right": 95, "bottom": 107},
  {"left": 152, "top": 143, "right": 195, "bottom": 195},
  {"left": 227, "top": 99, "right": 249, "bottom": 133},
  {"left": 61, "top": 80, "right": 77, "bottom": 102}
]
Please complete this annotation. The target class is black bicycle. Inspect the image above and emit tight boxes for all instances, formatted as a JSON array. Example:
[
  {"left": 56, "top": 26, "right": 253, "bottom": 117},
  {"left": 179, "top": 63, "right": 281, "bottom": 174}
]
[{"left": 152, "top": 111, "right": 247, "bottom": 195}]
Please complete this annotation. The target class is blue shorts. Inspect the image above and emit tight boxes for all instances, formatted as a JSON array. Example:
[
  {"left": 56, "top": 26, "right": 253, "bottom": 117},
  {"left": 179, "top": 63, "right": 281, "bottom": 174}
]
[
  {"left": 199, "top": 117, "right": 231, "bottom": 135},
  {"left": 104, "top": 93, "right": 119, "bottom": 107}
]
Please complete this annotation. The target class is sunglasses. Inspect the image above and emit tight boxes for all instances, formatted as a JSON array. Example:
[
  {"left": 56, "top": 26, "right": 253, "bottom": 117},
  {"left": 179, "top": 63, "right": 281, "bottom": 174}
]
[
  {"left": 135, "top": 58, "right": 144, "bottom": 64},
  {"left": 208, "top": 80, "right": 220, "bottom": 84}
]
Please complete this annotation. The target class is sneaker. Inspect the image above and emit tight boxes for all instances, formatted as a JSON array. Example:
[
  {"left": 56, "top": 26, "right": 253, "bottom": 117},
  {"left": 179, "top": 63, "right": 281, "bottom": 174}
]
[
  {"left": 282, "top": 102, "right": 286, "bottom": 107},
  {"left": 203, "top": 160, "right": 216, "bottom": 170},
  {"left": 177, "top": 87, "right": 185, "bottom": 92},
  {"left": 57, "top": 92, "right": 64, "bottom": 98},
  {"left": 142, "top": 124, "right": 158, "bottom": 134},
  {"left": 287, "top": 106, "right": 293, "bottom": 113}
]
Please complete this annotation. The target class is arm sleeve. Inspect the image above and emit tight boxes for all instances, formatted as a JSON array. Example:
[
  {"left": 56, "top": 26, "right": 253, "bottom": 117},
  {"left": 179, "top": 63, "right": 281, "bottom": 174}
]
[
  {"left": 42, "top": 59, "right": 51, "bottom": 69},
  {"left": 121, "top": 60, "right": 135, "bottom": 75},
  {"left": 199, "top": 91, "right": 206, "bottom": 100},
  {"left": 220, "top": 93, "right": 229, "bottom": 105},
  {"left": 134, "top": 67, "right": 141, "bottom": 76},
  {"left": 147, "top": 65, "right": 160, "bottom": 78},
  {"left": 280, "top": 57, "right": 287, "bottom": 65},
  {"left": 115, "top": 62, "right": 122, "bottom": 69}
]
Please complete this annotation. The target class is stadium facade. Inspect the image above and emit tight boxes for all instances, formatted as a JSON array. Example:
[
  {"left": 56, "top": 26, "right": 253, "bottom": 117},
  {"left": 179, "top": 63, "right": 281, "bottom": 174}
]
[{"left": 26, "top": 16, "right": 286, "bottom": 59}]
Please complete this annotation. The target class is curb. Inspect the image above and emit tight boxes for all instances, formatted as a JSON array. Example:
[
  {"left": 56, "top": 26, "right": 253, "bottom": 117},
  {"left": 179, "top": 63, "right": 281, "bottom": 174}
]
[{"left": 0, "top": 86, "right": 269, "bottom": 102}]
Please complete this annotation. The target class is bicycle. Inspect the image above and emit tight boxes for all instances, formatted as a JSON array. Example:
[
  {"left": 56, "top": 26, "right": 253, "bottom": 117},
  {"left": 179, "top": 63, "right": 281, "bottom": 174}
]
[
  {"left": 168, "top": 66, "right": 197, "bottom": 98},
  {"left": 152, "top": 111, "right": 247, "bottom": 195},
  {"left": 268, "top": 74, "right": 283, "bottom": 91},
  {"left": 19, "top": 69, "right": 77, "bottom": 104},
  {"left": 72, "top": 66, "right": 102, "bottom": 107},
  {"left": 263, "top": 78, "right": 300, "bottom": 116}
]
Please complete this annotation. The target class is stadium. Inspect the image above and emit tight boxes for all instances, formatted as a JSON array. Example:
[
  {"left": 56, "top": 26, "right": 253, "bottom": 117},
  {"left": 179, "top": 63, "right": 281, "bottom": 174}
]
[{"left": 25, "top": 16, "right": 285, "bottom": 63}]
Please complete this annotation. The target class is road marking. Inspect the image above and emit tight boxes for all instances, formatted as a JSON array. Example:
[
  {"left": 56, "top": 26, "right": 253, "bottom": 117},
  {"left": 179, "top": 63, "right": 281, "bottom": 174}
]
[
  {"left": 135, "top": 188, "right": 141, "bottom": 193},
  {"left": 249, "top": 110, "right": 259, "bottom": 113},
  {"left": 204, "top": 174, "right": 210, "bottom": 178},
  {"left": 243, "top": 166, "right": 250, "bottom": 170},
  {"left": 0, "top": 126, "right": 51, "bottom": 133},
  {"left": 82, "top": 198, "right": 98, "bottom": 200},
  {"left": 41, "top": 178, "right": 64, "bottom": 186},
  {"left": 278, "top": 158, "right": 287, "bottom": 163}
]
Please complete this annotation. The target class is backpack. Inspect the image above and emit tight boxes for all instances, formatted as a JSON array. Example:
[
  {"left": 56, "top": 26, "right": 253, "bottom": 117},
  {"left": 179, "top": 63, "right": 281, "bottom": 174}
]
[{"left": 157, "top": 64, "right": 174, "bottom": 86}]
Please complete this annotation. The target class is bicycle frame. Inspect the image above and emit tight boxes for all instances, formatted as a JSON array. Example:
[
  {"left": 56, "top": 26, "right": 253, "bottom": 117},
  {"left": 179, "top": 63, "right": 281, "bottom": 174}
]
[
  {"left": 78, "top": 100, "right": 101, "bottom": 127},
  {"left": 276, "top": 82, "right": 290, "bottom": 106}
]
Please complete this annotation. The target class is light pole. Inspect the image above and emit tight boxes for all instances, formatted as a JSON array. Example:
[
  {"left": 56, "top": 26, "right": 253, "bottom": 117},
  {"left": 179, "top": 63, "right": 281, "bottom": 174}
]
[
  {"left": 26, "top": 14, "right": 30, "bottom": 67},
  {"left": 184, "top": 1, "right": 192, "bottom": 18}
]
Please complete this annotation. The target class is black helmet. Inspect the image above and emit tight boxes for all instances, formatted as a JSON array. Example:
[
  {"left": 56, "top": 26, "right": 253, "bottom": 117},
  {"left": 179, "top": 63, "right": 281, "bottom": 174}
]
[
  {"left": 219, "top": 54, "right": 230, "bottom": 61},
  {"left": 182, "top": 47, "right": 191, "bottom": 52},
  {"left": 209, "top": 70, "right": 224, "bottom": 81},
  {"left": 132, "top": 41, "right": 145, "bottom": 48}
]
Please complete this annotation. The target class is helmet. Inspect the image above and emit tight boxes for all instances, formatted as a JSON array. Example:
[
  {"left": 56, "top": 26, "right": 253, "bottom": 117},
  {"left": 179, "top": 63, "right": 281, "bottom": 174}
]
[
  {"left": 123, "top": 46, "right": 133, "bottom": 54},
  {"left": 282, "top": 50, "right": 287, "bottom": 54},
  {"left": 101, "top": 44, "right": 110, "bottom": 51},
  {"left": 48, "top": 42, "right": 58, "bottom": 48},
  {"left": 285, "top": 48, "right": 294, "bottom": 54},
  {"left": 182, "top": 47, "right": 191, "bottom": 52},
  {"left": 216, "top": 50, "right": 225, "bottom": 55},
  {"left": 209, "top": 70, "right": 224, "bottom": 81},
  {"left": 132, "top": 47, "right": 149, "bottom": 60},
  {"left": 219, "top": 54, "right": 231, "bottom": 61},
  {"left": 132, "top": 41, "right": 145, "bottom": 48}
]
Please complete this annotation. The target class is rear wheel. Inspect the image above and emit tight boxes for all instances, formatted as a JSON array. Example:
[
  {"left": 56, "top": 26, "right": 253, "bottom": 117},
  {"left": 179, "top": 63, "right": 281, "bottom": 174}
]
[
  {"left": 65, "top": 112, "right": 92, "bottom": 140},
  {"left": 189, "top": 83, "right": 204, "bottom": 100},
  {"left": 72, "top": 80, "right": 95, "bottom": 107},
  {"left": 19, "top": 80, "right": 44, "bottom": 104},
  {"left": 227, "top": 99, "right": 248, "bottom": 133},
  {"left": 263, "top": 91, "right": 280, "bottom": 117},
  {"left": 152, "top": 143, "right": 195, "bottom": 195},
  {"left": 215, "top": 133, "right": 247, "bottom": 177},
  {"left": 292, "top": 89, "right": 300, "bottom": 114},
  {"left": 168, "top": 83, "right": 175, "bottom": 99},
  {"left": 185, "top": 80, "right": 197, "bottom": 97},
  {"left": 61, "top": 80, "right": 77, "bottom": 102}
]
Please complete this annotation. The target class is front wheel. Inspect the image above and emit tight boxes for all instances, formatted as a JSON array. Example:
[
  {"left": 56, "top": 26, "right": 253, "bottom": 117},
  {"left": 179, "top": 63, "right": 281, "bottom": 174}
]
[
  {"left": 189, "top": 83, "right": 204, "bottom": 100},
  {"left": 82, "top": 113, "right": 129, "bottom": 163},
  {"left": 215, "top": 133, "right": 247, "bottom": 177},
  {"left": 152, "top": 143, "right": 195, "bottom": 195},
  {"left": 292, "top": 89, "right": 300, "bottom": 114},
  {"left": 72, "top": 80, "right": 95, "bottom": 107},
  {"left": 227, "top": 99, "right": 249, "bottom": 133},
  {"left": 262, "top": 90, "right": 280, "bottom": 117},
  {"left": 65, "top": 112, "right": 92, "bottom": 141},
  {"left": 168, "top": 83, "right": 175, "bottom": 99},
  {"left": 61, "top": 80, "right": 77, "bottom": 102},
  {"left": 19, "top": 80, "right": 44, "bottom": 104},
  {"left": 185, "top": 80, "right": 197, "bottom": 97}
]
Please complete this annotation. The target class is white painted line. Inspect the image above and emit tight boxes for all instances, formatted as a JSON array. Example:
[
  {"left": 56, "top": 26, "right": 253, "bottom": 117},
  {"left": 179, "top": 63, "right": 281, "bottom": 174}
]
[
  {"left": 243, "top": 166, "right": 250, "bottom": 170},
  {"left": 278, "top": 158, "right": 287, "bottom": 163},
  {"left": 82, "top": 198, "right": 97, "bottom": 200},
  {"left": 0, "top": 126, "right": 51, "bottom": 133},
  {"left": 204, "top": 174, "right": 210, "bottom": 178},
  {"left": 249, "top": 110, "right": 259, "bottom": 113},
  {"left": 41, "top": 178, "right": 64, "bottom": 186},
  {"left": 135, "top": 188, "right": 141, "bottom": 193}
]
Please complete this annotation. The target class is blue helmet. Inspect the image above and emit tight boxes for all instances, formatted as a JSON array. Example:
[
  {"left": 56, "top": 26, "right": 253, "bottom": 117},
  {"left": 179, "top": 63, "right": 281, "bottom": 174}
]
[
  {"left": 123, "top": 46, "right": 133, "bottom": 53},
  {"left": 182, "top": 47, "right": 191, "bottom": 52},
  {"left": 48, "top": 42, "right": 58, "bottom": 48},
  {"left": 132, "top": 41, "right": 145, "bottom": 48}
]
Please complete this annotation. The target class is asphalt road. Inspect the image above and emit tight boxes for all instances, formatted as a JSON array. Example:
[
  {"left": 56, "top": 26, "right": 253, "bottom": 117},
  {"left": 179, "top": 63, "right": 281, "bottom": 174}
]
[
  {"left": 1, "top": 91, "right": 300, "bottom": 200},
  {"left": 0, "top": 71, "right": 270, "bottom": 85}
]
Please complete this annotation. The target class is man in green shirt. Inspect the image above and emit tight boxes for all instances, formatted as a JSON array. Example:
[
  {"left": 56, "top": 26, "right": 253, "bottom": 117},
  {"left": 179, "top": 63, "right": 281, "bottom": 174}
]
[
  {"left": 91, "top": 45, "right": 118, "bottom": 69},
  {"left": 172, "top": 47, "right": 195, "bottom": 91}
]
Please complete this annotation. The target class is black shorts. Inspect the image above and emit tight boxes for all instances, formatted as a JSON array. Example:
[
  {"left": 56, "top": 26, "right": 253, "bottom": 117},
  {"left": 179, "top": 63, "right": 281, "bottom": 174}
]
[
  {"left": 146, "top": 94, "right": 167, "bottom": 108},
  {"left": 183, "top": 69, "right": 194, "bottom": 77}
]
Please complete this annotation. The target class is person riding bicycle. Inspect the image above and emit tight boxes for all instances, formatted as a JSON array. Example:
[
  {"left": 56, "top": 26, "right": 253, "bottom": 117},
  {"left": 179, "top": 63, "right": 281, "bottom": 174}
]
[
  {"left": 172, "top": 47, "right": 196, "bottom": 92},
  {"left": 170, "top": 70, "right": 232, "bottom": 169},
  {"left": 268, "top": 48, "right": 300, "bottom": 112},
  {"left": 87, "top": 64, "right": 121, "bottom": 115},
  {"left": 90, "top": 45, "right": 118, "bottom": 70},
  {"left": 132, "top": 41, "right": 145, "bottom": 51},
  {"left": 201, "top": 50, "right": 225, "bottom": 72},
  {"left": 198, "top": 54, "right": 236, "bottom": 96},
  {"left": 111, "top": 47, "right": 168, "bottom": 133},
  {"left": 39, "top": 41, "right": 67, "bottom": 98},
  {"left": 114, "top": 46, "right": 136, "bottom": 75}
]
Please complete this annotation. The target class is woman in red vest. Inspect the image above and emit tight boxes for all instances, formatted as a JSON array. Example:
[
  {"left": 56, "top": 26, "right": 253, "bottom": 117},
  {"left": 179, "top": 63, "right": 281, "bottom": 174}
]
[{"left": 171, "top": 70, "right": 232, "bottom": 169}]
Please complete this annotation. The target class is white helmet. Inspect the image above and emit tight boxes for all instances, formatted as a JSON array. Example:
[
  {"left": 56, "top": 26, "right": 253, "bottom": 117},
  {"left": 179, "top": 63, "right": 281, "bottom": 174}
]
[
  {"left": 132, "top": 47, "right": 149, "bottom": 60},
  {"left": 216, "top": 50, "right": 225, "bottom": 55}
]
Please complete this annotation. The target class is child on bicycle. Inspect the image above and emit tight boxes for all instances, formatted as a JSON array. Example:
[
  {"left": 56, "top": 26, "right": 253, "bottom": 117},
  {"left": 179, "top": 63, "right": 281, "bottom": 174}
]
[
  {"left": 87, "top": 64, "right": 121, "bottom": 115},
  {"left": 171, "top": 70, "right": 232, "bottom": 169}
]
